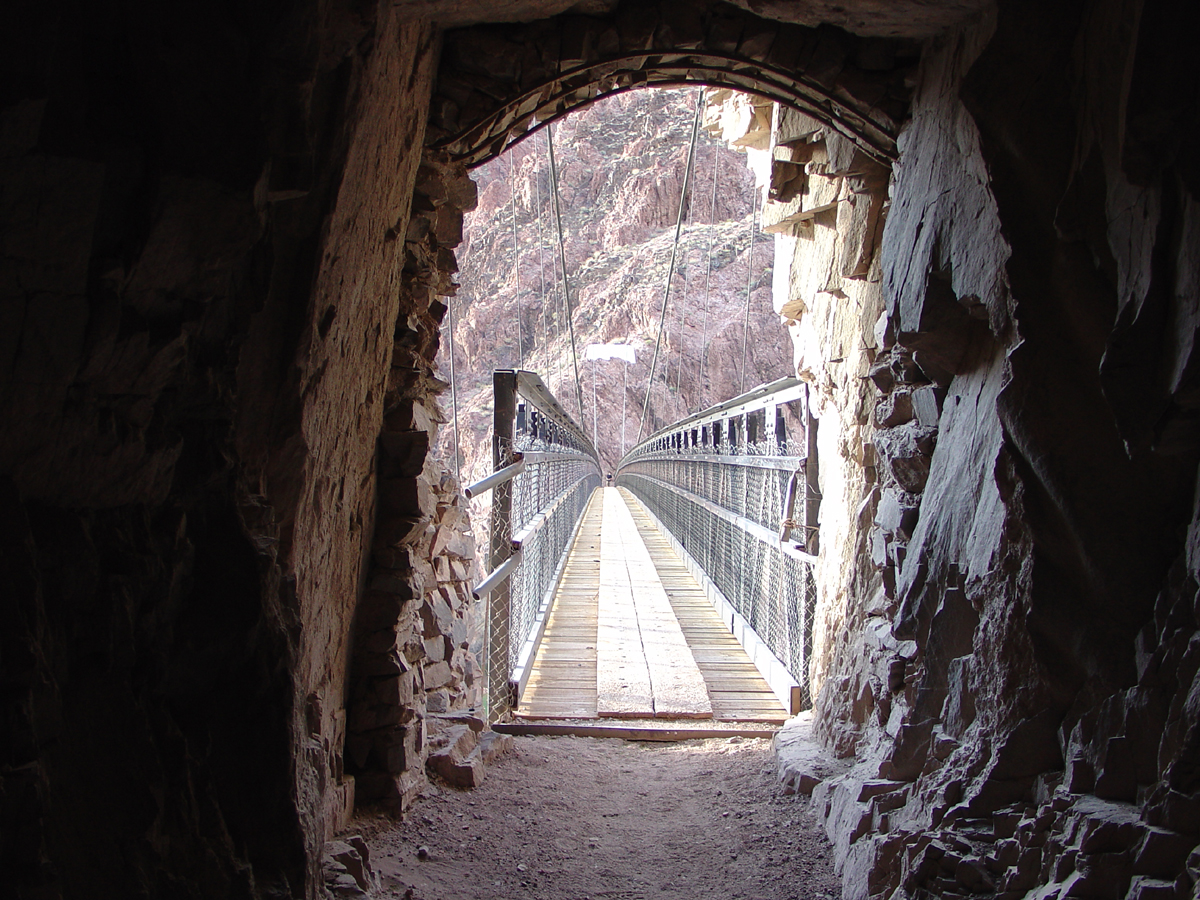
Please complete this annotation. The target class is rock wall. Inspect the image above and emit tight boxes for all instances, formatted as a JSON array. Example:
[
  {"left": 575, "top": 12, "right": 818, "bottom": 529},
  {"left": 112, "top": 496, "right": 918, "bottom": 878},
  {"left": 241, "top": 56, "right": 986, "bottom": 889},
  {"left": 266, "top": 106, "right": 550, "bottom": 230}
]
[
  {"left": 440, "top": 88, "right": 791, "bottom": 492},
  {"left": 765, "top": 3, "right": 1200, "bottom": 899},
  {"left": 1, "top": 1, "right": 436, "bottom": 896},
  {"left": 345, "top": 152, "right": 485, "bottom": 814}
]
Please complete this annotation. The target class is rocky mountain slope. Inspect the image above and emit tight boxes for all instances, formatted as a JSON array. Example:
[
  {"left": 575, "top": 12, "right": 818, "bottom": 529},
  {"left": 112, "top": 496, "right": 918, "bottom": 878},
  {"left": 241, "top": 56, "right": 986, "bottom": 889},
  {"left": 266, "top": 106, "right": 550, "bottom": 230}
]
[{"left": 435, "top": 89, "right": 791, "bottom": 490}]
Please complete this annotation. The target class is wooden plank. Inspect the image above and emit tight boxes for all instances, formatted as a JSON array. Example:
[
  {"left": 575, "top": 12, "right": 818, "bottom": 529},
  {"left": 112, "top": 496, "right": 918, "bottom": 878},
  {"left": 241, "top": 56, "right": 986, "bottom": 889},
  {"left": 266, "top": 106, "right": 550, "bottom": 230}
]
[
  {"left": 597, "top": 489, "right": 712, "bottom": 718},
  {"left": 618, "top": 488, "right": 789, "bottom": 723},
  {"left": 595, "top": 488, "right": 654, "bottom": 716},
  {"left": 517, "top": 490, "right": 603, "bottom": 719},
  {"left": 520, "top": 486, "right": 788, "bottom": 724}
]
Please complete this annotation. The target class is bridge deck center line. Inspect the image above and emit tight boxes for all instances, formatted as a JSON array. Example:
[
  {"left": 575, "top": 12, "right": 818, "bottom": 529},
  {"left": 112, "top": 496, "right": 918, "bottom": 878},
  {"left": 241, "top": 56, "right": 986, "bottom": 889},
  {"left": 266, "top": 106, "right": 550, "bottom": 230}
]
[
  {"left": 595, "top": 488, "right": 712, "bottom": 718},
  {"left": 596, "top": 487, "right": 654, "bottom": 715},
  {"left": 614, "top": 490, "right": 712, "bottom": 719}
]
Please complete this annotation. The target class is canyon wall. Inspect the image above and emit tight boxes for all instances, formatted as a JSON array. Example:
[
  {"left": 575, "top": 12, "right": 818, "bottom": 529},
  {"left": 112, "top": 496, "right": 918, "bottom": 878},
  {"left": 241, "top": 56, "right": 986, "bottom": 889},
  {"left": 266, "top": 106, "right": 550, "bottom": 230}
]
[
  {"left": 439, "top": 88, "right": 791, "bottom": 493},
  {"left": 752, "top": 3, "right": 1200, "bottom": 899},
  {"left": 1, "top": 2, "right": 437, "bottom": 895}
]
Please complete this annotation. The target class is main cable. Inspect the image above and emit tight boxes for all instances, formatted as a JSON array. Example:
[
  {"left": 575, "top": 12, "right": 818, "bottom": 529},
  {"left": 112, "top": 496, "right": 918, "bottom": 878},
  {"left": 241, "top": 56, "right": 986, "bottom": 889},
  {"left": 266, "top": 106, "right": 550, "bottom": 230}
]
[
  {"left": 698, "top": 142, "right": 719, "bottom": 413},
  {"left": 637, "top": 87, "right": 703, "bottom": 443},
  {"left": 510, "top": 154, "right": 524, "bottom": 368},
  {"left": 534, "top": 142, "right": 549, "bottom": 364},
  {"left": 545, "top": 123, "right": 586, "bottom": 425},
  {"left": 539, "top": 130, "right": 563, "bottom": 397},
  {"left": 671, "top": 132, "right": 697, "bottom": 399}
]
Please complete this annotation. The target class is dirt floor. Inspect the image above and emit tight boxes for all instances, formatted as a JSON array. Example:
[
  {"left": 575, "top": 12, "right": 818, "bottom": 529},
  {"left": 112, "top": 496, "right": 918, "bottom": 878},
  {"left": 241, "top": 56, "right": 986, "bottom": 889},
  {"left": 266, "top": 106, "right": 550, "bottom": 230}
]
[{"left": 361, "top": 733, "right": 841, "bottom": 900}]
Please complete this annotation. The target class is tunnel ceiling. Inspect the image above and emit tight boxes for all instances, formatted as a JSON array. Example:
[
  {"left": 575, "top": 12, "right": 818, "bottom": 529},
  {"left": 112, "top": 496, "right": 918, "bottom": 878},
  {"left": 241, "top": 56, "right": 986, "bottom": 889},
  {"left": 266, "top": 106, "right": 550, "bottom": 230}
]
[
  {"left": 426, "top": 0, "right": 920, "bottom": 168},
  {"left": 395, "top": 0, "right": 991, "bottom": 37}
]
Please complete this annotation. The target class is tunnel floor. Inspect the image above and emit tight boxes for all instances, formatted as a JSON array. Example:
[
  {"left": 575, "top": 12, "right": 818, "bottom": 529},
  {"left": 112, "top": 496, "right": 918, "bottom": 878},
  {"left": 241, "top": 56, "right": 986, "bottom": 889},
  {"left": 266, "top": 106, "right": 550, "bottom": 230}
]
[{"left": 364, "top": 732, "right": 839, "bottom": 900}]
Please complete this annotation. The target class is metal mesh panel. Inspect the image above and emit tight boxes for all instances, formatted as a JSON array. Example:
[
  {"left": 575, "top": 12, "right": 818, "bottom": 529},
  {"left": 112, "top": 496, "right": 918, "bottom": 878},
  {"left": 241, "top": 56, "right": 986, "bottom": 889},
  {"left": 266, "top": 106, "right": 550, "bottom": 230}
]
[
  {"left": 479, "top": 371, "right": 600, "bottom": 722},
  {"left": 485, "top": 470, "right": 515, "bottom": 724},
  {"left": 615, "top": 378, "right": 819, "bottom": 708},
  {"left": 506, "top": 474, "right": 594, "bottom": 673}
]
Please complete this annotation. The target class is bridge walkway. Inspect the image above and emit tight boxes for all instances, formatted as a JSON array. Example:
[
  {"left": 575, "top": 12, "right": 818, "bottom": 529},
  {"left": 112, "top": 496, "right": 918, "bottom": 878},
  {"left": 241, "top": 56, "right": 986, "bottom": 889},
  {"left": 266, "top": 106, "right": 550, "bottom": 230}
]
[{"left": 516, "top": 486, "right": 788, "bottom": 724}]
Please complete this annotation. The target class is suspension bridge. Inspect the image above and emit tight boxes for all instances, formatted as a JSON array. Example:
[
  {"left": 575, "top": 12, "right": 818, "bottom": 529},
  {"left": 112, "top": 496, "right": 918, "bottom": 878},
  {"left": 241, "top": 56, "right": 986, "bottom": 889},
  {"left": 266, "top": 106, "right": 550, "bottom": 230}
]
[
  {"left": 453, "top": 89, "right": 817, "bottom": 734},
  {"left": 466, "top": 369, "right": 820, "bottom": 735}
]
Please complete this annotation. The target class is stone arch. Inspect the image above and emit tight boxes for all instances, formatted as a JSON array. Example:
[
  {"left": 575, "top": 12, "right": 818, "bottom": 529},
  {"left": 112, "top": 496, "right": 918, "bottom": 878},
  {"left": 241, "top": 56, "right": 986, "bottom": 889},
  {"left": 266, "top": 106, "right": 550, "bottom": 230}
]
[{"left": 427, "top": 1, "right": 917, "bottom": 169}]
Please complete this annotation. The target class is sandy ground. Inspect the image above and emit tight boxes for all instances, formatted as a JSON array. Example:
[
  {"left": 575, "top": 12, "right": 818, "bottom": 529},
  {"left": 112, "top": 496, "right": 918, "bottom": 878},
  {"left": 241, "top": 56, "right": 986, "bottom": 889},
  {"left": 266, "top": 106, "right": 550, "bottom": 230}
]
[{"left": 361, "top": 733, "right": 840, "bottom": 900}]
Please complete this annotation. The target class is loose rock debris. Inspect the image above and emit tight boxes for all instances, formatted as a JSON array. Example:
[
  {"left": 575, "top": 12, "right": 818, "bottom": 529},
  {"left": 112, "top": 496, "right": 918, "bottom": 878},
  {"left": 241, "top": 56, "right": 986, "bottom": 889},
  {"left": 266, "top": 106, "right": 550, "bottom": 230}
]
[{"left": 359, "top": 733, "right": 840, "bottom": 900}]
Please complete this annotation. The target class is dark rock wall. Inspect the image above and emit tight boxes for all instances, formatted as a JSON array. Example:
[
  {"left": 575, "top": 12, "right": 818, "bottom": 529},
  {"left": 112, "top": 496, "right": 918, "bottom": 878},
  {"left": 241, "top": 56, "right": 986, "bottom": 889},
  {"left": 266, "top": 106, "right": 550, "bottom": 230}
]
[
  {"left": 1, "top": 1, "right": 435, "bottom": 896},
  {"left": 345, "top": 151, "right": 485, "bottom": 813},
  {"left": 814, "top": 2, "right": 1200, "bottom": 897}
]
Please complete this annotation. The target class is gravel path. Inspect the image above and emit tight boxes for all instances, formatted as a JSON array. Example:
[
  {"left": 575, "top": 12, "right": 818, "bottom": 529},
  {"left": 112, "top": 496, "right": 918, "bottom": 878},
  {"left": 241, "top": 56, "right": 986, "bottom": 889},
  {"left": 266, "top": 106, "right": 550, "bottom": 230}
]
[{"left": 362, "top": 733, "right": 840, "bottom": 900}]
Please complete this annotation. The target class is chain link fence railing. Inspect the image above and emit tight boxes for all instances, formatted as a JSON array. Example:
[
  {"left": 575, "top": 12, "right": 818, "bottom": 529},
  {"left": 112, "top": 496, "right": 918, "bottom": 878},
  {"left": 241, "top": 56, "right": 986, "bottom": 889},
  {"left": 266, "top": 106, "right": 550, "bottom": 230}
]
[
  {"left": 468, "top": 370, "right": 601, "bottom": 722},
  {"left": 616, "top": 377, "right": 821, "bottom": 709}
]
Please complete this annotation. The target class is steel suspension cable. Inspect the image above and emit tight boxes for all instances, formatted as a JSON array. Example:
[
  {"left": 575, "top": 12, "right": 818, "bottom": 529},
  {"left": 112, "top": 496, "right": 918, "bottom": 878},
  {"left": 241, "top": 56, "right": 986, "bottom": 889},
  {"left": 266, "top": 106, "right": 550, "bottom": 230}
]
[
  {"left": 534, "top": 147, "right": 549, "bottom": 361},
  {"left": 638, "top": 88, "right": 704, "bottom": 443},
  {"left": 545, "top": 123, "right": 586, "bottom": 424},
  {"left": 670, "top": 248, "right": 687, "bottom": 397},
  {"left": 540, "top": 130, "right": 564, "bottom": 398},
  {"left": 673, "top": 145, "right": 698, "bottom": 399},
  {"left": 698, "top": 144, "right": 719, "bottom": 413},
  {"left": 510, "top": 154, "right": 524, "bottom": 368},
  {"left": 741, "top": 182, "right": 760, "bottom": 393}
]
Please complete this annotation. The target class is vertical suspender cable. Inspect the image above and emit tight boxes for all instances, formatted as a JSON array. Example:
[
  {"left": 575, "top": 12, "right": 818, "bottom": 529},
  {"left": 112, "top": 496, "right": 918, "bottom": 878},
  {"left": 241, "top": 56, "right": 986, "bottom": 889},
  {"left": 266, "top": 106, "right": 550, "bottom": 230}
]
[
  {"left": 510, "top": 154, "right": 524, "bottom": 368},
  {"left": 446, "top": 296, "right": 462, "bottom": 486},
  {"left": 638, "top": 87, "right": 704, "bottom": 443},
  {"left": 545, "top": 123, "right": 586, "bottom": 424},
  {"left": 741, "top": 180, "right": 759, "bottom": 393},
  {"left": 672, "top": 141, "right": 696, "bottom": 399},
  {"left": 534, "top": 148, "right": 549, "bottom": 360},
  {"left": 539, "top": 131, "right": 563, "bottom": 395},
  {"left": 698, "top": 144, "right": 719, "bottom": 413},
  {"left": 540, "top": 131, "right": 563, "bottom": 396}
]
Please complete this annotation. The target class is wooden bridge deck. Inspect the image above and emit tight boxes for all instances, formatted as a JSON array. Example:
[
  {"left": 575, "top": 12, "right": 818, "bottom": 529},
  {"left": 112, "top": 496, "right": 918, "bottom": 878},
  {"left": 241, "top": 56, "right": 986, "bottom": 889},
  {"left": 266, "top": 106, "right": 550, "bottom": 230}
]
[{"left": 517, "top": 487, "right": 788, "bottom": 724}]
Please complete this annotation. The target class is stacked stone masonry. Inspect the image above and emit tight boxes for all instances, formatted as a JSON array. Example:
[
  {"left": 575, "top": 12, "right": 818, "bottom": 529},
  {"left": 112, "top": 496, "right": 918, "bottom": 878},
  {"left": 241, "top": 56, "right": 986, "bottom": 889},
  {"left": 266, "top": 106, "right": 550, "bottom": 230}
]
[
  {"left": 346, "top": 151, "right": 490, "bottom": 813},
  {"left": 429, "top": 0, "right": 920, "bottom": 167}
]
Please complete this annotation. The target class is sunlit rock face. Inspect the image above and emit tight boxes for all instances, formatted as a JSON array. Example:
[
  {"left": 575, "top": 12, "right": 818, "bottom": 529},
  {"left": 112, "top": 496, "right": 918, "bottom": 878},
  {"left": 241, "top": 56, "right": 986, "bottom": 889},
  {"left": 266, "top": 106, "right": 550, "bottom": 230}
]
[{"left": 742, "top": 2, "right": 1200, "bottom": 898}]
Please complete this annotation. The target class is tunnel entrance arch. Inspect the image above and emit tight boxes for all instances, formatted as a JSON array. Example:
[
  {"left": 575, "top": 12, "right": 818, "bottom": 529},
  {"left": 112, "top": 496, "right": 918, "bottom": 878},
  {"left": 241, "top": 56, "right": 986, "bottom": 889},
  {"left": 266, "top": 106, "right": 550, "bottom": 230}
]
[{"left": 426, "top": 0, "right": 915, "bottom": 169}]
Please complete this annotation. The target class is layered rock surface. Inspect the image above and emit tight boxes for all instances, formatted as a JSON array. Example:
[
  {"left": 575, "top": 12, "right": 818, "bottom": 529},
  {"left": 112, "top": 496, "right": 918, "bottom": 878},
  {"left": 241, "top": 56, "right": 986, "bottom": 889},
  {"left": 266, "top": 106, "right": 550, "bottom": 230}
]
[
  {"left": 439, "top": 87, "right": 792, "bottom": 490},
  {"left": 749, "top": 3, "right": 1200, "bottom": 900}
]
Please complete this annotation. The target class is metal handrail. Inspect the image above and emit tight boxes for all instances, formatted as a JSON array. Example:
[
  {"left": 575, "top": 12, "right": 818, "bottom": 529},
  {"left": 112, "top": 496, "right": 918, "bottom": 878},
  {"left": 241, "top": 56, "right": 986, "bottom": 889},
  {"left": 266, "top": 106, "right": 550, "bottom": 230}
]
[
  {"left": 471, "top": 550, "right": 522, "bottom": 601},
  {"left": 628, "top": 376, "right": 804, "bottom": 454},
  {"left": 464, "top": 457, "right": 525, "bottom": 499},
  {"left": 477, "top": 369, "right": 601, "bottom": 721},
  {"left": 615, "top": 377, "right": 821, "bottom": 709}
]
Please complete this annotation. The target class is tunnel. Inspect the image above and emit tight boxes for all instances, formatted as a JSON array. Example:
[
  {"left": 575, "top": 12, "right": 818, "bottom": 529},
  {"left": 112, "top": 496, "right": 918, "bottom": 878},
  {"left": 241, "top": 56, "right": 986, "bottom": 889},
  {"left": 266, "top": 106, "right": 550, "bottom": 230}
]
[{"left": 2, "top": 1, "right": 1198, "bottom": 898}]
